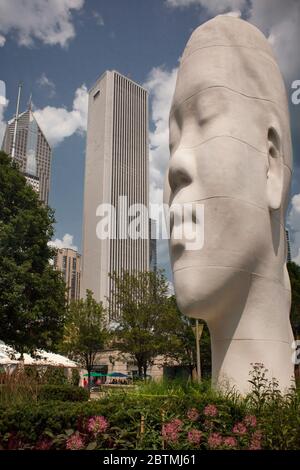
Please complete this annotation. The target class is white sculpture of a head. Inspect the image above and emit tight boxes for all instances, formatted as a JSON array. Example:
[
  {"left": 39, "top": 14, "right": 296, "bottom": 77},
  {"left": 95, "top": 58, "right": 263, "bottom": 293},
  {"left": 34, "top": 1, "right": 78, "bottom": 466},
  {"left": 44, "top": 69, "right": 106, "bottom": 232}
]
[{"left": 164, "top": 15, "right": 294, "bottom": 393}]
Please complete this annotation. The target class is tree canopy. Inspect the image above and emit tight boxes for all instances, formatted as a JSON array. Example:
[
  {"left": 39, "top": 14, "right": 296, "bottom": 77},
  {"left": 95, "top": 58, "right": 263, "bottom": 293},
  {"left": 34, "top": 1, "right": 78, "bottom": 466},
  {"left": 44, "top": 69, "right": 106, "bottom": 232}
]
[
  {"left": 0, "top": 151, "right": 66, "bottom": 355},
  {"left": 288, "top": 261, "right": 300, "bottom": 336},
  {"left": 109, "top": 270, "right": 212, "bottom": 379},
  {"left": 109, "top": 270, "right": 172, "bottom": 378},
  {"left": 61, "top": 290, "right": 108, "bottom": 386}
]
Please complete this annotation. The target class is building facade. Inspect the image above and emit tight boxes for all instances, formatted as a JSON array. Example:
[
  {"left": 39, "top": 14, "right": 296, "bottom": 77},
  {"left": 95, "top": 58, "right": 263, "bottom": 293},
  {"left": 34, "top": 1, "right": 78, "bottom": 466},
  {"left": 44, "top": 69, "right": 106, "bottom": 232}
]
[
  {"left": 53, "top": 248, "right": 81, "bottom": 303},
  {"left": 285, "top": 229, "right": 292, "bottom": 263},
  {"left": 81, "top": 70, "right": 149, "bottom": 319},
  {"left": 149, "top": 218, "right": 157, "bottom": 272},
  {"left": 2, "top": 107, "right": 51, "bottom": 204}
]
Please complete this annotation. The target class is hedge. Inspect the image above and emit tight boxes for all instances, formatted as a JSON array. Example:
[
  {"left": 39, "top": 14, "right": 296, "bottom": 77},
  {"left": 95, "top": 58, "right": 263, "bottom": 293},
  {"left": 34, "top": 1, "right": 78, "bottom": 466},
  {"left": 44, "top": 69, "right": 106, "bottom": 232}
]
[
  {"left": 0, "top": 385, "right": 300, "bottom": 450},
  {"left": 37, "top": 385, "right": 89, "bottom": 402}
]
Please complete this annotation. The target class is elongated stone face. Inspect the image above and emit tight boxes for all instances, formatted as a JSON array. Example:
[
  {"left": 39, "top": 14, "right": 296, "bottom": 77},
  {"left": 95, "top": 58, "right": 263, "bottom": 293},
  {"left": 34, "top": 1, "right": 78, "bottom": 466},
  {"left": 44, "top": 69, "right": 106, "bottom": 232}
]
[{"left": 164, "top": 15, "right": 294, "bottom": 393}]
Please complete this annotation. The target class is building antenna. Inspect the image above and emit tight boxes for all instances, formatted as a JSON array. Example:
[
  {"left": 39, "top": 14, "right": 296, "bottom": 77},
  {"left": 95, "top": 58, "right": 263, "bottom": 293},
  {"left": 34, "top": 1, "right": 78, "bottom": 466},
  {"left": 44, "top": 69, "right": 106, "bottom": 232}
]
[
  {"left": 28, "top": 93, "right": 32, "bottom": 111},
  {"left": 11, "top": 82, "right": 22, "bottom": 160}
]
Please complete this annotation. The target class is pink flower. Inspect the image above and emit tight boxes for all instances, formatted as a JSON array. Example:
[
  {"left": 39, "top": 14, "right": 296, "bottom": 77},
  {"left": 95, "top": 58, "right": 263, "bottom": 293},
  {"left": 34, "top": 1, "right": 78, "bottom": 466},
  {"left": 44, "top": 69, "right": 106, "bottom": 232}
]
[
  {"left": 187, "top": 408, "right": 199, "bottom": 422},
  {"left": 87, "top": 416, "right": 109, "bottom": 436},
  {"left": 208, "top": 432, "right": 222, "bottom": 449},
  {"left": 162, "top": 419, "right": 183, "bottom": 443},
  {"left": 66, "top": 433, "right": 84, "bottom": 450},
  {"left": 233, "top": 422, "right": 247, "bottom": 435},
  {"left": 203, "top": 404, "right": 218, "bottom": 417},
  {"left": 35, "top": 438, "right": 52, "bottom": 450},
  {"left": 223, "top": 436, "right": 237, "bottom": 448},
  {"left": 249, "top": 431, "right": 262, "bottom": 450},
  {"left": 187, "top": 429, "right": 202, "bottom": 445},
  {"left": 244, "top": 415, "right": 257, "bottom": 428}
]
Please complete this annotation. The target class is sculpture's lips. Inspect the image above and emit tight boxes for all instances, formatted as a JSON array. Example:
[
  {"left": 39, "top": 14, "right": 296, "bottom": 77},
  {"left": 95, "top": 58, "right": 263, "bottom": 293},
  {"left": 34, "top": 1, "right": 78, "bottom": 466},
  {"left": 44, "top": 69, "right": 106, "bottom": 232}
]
[
  {"left": 171, "top": 247, "right": 256, "bottom": 274},
  {"left": 170, "top": 239, "right": 185, "bottom": 263}
]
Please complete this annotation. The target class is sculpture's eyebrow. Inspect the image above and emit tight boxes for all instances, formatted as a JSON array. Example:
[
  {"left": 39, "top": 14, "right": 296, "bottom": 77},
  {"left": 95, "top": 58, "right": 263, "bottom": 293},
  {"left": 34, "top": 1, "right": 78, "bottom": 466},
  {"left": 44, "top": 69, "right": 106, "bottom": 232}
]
[{"left": 170, "top": 84, "right": 286, "bottom": 119}]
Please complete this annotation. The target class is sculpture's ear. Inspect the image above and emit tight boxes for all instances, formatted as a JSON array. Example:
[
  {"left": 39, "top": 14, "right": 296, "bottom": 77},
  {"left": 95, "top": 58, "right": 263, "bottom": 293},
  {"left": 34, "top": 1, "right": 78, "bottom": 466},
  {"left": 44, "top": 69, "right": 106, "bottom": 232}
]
[{"left": 266, "top": 127, "right": 284, "bottom": 211}]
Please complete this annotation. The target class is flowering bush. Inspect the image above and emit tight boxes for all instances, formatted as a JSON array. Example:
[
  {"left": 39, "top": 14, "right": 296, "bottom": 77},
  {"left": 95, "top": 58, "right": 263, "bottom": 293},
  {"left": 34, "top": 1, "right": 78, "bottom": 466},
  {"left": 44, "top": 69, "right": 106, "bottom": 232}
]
[
  {"left": 208, "top": 432, "right": 222, "bottom": 449},
  {"left": 187, "top": 429, "right": 202, "bottom": 445},
  {"left": 223, "top": 436, "right": 237, "bottom": 448},
  {"left": 203, "top": 404, "right": 218, "bottom": 417},
  {"left": 87, "top": 416, "right": 109, "bottom": 436},
  {"left": 244, "top": 415, "right": 257, "bottom": 428},
  {"left": 233, "top": 422, "right": 247, "bottom": 436},
  {"left": 249, "top": 431, "right": 262, "bottom": 450},
  {"left": 186, "top": 408, "right": 199, "bottom": 422},
  {"left": 160, "top": 403, "right": 261, "bottom": 450},
  {"left": 66, "top": 433, "right": 85, "bottom": 450},
  {"left": 0, "top": 365, "right": 299, "bottom": 450},
  {"left": 162, "top": 418, "right": 183, "bottom": 443}
]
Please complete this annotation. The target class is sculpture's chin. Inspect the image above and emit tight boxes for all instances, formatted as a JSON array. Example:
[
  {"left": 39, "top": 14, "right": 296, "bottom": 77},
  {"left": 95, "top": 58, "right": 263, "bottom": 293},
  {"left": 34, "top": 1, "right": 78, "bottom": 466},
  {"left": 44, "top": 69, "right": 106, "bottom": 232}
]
[{"left": 173, "top": 265, "right": 241, "bottom": 320}]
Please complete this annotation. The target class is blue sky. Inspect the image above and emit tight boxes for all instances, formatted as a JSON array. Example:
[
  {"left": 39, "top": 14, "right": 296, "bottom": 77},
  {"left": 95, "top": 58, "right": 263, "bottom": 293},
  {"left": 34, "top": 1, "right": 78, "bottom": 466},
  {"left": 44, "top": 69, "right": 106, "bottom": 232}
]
[{"left": 0, "top": 0, "right": 300, "bottom": 280}]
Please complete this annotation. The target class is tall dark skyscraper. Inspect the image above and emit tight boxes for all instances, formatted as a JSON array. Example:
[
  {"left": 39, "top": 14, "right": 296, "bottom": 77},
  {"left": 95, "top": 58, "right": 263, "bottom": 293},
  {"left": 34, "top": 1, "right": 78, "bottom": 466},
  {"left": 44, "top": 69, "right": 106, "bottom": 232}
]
[
  {"left": 149, "top": 218, "right": 157, "bottom": 272},
  {"left": 2, "top": 105, "right": 51, "bottom": 204},
  {"left": 285, "top": 229, "right": 292, "bottom": 263}
]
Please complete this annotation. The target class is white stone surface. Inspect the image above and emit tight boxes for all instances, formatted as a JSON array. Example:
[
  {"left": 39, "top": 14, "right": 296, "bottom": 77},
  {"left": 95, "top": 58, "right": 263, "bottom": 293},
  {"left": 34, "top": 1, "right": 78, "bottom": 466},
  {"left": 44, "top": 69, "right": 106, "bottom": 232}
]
[{"left": 164, "top": 15, "right": 294, "bottom": 394}]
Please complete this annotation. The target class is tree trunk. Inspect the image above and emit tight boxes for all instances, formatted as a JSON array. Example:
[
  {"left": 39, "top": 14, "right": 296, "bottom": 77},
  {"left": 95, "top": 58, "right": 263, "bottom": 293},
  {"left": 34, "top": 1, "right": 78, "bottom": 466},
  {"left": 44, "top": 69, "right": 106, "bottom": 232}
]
[
  {"left": 87, "top": 369, "right": 92, "bottom": 395},
  {"left": 189, "top": 364, "right": 194, "bottom": 381}
]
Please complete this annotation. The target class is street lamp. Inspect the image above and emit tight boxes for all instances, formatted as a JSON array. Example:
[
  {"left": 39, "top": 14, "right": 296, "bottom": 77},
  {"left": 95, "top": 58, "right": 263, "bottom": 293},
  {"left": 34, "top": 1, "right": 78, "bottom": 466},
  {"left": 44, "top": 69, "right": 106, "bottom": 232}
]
[{"left": 195, "top": 320, "right": 204, "bottom": 383}]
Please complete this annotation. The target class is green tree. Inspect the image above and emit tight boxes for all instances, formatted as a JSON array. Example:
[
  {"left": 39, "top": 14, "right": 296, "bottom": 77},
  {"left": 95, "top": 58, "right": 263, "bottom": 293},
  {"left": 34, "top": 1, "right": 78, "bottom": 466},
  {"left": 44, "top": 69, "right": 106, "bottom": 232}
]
[
  {"left": 109, "top": 270, "right": 171, "bottom": 378},
  {"left": 0, "top": 151, "right": 66, "bottom": 356},
  {"left": 287, "top": 261, "right": 300, "bottom": 336},
  {"left": 61, "top": 290, "right": 108, "bottom": 388}
]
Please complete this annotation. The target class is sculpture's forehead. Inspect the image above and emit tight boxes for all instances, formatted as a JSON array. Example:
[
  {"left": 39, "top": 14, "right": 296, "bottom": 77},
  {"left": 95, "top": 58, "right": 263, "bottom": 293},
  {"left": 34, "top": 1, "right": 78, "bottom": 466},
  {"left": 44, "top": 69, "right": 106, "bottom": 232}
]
[
  {"left": 182, "top": 16, "right": 275, "bottom": 62},
  {"left": 172, "top": 45, "right": 287, "bottom": 113}
]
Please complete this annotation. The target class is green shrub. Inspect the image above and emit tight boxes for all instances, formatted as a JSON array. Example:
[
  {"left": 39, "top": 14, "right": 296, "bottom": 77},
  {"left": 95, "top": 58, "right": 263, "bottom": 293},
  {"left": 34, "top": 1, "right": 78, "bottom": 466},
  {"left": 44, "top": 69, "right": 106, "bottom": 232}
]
[
  {"left": 71, "top": 369, "right": 80, "bottom": 387},
  {"left": 0, "top": 366, "right": 299, "bottom": 450},
  {"left": 42, "top": 367, "right": 68, "bottom": 386},
  {"left": 37, "top": 385, "right": 89, "bottom": 402}
]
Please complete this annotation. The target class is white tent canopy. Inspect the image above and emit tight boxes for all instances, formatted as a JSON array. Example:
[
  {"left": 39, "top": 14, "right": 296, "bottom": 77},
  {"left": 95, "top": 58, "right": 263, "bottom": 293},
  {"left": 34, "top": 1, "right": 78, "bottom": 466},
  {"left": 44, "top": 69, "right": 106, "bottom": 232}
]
[{"left": 0, "top": 341, "right": 78, "bottom": 368}]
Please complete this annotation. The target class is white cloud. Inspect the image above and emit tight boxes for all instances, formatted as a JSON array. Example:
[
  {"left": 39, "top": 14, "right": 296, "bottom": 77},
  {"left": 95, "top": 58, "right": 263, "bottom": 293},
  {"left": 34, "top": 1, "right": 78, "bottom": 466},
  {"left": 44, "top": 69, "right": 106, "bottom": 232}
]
[
  {"left": 0, "top": 34, "right": 6, "bottom": 46},
  {"left": 0, "top": 0, "right": 84, "bottom": 48},
  {"left": 92, "top": 11, "right": 104, "bottom": 27},
  {"left": 248, "top": 0, "right": 300, "bottom": 83},
  {"left": 37, "top": 73, "right": 56, "bottom": 97},
  {"left": 166, "top": 0, "right": 300, "bottom": 83},
  {"left": 48, "top": 233, "right": 78, "bottom": 251},
  {"left": 143, "top": 66, "right": 178, "bottom": 274},
  {"left": 287, "top": 194, "right": 300, "bottom": 265},
  {"left": 34, "top": 84, "right": 88, "bottom": 147},
  {"left": 166, "top": 0, "right": 246, "bottom": 14},
  {"left": 143, "top": 66, "right": 178, "bottom": 207},
  {"left": 222, "top": 10, "right": 241, "bottom": 17},
  {"left": 293, "top": 250, "right": 300, "bottom": 266}
]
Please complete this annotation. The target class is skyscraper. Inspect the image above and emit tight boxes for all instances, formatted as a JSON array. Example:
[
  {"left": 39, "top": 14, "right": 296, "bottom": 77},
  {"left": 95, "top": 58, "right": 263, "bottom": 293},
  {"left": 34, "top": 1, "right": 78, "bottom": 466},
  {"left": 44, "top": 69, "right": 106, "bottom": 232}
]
[
  {"left": 2, "top": 104, "right": 51, "bottom": 204},
  {"left": 149, "top": 218, "right": 157, "bottom": 272},
  {"left": 285, "top": 229, "right": 292, "bottom": 263},
  {"left": 81, "top": 71, "right": 149, "bottom": 318},
  {"left": 53, "top": 248, "right": 81, "bottom": 303}
]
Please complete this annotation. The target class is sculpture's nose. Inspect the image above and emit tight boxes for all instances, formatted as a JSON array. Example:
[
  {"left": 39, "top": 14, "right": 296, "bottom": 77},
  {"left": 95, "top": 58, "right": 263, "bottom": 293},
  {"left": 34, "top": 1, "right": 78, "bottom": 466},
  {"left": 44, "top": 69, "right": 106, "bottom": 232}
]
[{"left": 168, "top": 150, "right": 194, "bottom": 200}]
